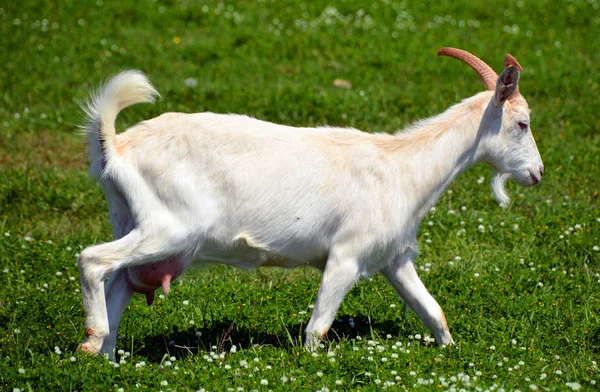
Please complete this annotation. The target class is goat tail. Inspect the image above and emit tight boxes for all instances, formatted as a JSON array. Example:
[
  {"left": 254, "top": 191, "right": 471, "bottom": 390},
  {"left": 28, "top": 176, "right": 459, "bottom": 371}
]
[{"left": 83, "top": 70, "right": 159, "bottom": 170}]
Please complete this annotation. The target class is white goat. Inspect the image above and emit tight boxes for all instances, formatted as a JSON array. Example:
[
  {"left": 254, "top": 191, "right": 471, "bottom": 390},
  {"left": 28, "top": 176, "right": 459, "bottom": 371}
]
[{"left": 77, "top": 48, "right": 544, "bottom": 357}]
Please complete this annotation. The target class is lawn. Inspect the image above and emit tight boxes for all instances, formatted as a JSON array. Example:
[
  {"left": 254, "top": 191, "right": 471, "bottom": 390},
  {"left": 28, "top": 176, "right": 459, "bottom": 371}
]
[{"left": 1, "top": 0, "right": 599, "bottom": 390}]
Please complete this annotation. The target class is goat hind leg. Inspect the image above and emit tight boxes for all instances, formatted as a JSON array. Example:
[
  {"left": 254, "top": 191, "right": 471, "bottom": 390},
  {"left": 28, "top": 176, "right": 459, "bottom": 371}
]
[
  {"left": 77, "top": 229, "right": 175, "bottom": 354},
  {"left": 99, "top": 268, "right": 134, "bottom": 360}
]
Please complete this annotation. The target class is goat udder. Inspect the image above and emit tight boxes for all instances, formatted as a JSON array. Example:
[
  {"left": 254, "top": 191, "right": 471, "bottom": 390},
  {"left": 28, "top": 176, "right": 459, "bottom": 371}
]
[{"left": 124, "top": 257, "right": 183, "bottom": 305}]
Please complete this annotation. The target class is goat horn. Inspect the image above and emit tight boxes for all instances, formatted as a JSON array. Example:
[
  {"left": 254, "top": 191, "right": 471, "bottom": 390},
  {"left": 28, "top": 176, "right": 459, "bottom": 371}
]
[
  {"left": 504, "top": 54, "right": 523, "bottom": 71},
  {"left": 437, "top": 47, "right": 498, "bottom": 91},
  {"left": 504, "top": 53, "right": 523, "bottom": 100}
]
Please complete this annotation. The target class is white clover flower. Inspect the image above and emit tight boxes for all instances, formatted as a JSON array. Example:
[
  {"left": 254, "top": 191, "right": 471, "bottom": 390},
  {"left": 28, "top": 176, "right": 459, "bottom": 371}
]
[
  {"left": 182, "top": 300, "right": 189, "bottom": 305},
  {"left": 281, "top": 375, "right": 288, "bottom": 383},
  {"left": 54, "top": 346, "right": 62, "bottom": 355},
  {"left": 239, "top": 360, "right": 248, "bottom": 368},
  {"left": 489, "top": 345, "right": 496, "bottom": 351},
  {"left": 565, "top": 382, "right": 581, "bottom": 390},
  {"left": 184, "top": 78, "right": 198, "bottom": 88},
  {"left": 474, "top": 273, "right": 480, "bottom": 278},
  {"left": 260, "top": 379, "right": 268, "bottom": 385},
  {"left": 160, "top": 380, "right": 168, "bottom": 386},
  {"left": 478, "top": 225, "right": 485, "bottom": 233},
  {"left": 316, "top": 371, "right": 324, "bottom": 377},
  {"left": 18, "top": 368, "right": 25, "bottom": 374}
]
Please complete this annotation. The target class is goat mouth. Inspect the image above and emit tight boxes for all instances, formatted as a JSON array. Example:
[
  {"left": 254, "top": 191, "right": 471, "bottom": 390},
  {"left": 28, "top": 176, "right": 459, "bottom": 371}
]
[{"left": 528, "top": 170, "right": 540, "bottom": 185}]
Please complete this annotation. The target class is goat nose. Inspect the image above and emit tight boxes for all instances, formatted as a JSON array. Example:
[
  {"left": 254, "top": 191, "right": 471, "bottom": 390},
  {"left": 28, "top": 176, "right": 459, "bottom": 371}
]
[{"left": 539, "top": 165, "right": 544, "bottom": 178}]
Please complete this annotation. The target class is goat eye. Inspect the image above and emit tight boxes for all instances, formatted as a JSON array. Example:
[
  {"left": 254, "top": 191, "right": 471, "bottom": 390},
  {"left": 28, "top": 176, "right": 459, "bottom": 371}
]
[{"left": 517, "top": 121, "right": 528, "bottom": 130}]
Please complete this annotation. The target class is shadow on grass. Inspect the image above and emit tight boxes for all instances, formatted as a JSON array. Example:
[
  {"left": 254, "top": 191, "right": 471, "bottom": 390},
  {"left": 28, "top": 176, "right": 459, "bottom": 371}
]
[{"left": 134, "top": 315, "right": 405, "bottom": 362}]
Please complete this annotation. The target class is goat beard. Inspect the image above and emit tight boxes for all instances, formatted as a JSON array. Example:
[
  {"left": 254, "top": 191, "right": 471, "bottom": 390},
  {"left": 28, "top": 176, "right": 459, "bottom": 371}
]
[{"left": 492, "top": 172, "right": 511, "bottom": 208}]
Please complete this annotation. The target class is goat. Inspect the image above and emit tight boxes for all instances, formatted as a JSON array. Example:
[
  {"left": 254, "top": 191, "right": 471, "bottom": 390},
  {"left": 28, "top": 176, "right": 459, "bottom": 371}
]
[{"left": 77, "top": 48, "right": 544, "bottom": 358}]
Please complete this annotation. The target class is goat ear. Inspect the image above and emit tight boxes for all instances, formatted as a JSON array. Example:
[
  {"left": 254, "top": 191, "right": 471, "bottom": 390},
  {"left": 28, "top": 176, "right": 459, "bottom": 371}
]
[{"left": 494, "top": 66, "right": 520, "bottom": 106}]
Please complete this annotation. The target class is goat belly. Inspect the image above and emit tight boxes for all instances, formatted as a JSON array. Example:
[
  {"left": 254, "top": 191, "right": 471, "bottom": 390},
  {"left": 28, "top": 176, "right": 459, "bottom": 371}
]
[{"left": 123, "top": 257, "right": 183, "bottom": 305}]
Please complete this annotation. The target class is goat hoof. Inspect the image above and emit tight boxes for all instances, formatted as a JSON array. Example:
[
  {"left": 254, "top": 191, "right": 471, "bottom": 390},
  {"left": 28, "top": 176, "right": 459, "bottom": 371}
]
[{"left": 77, "top": 341, "right": 101, "bottom": 355}]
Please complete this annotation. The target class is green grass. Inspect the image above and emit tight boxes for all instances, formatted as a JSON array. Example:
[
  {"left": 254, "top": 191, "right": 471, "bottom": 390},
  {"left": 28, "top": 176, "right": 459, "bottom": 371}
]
[{"left": 1, "top": 0, "right": 599, "bottom": 390}]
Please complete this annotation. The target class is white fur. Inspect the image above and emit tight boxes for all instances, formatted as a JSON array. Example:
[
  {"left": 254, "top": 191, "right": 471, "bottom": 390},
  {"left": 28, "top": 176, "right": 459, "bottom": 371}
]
[{"left": 76, "top": 64, "right": 543, "bottom": 357}]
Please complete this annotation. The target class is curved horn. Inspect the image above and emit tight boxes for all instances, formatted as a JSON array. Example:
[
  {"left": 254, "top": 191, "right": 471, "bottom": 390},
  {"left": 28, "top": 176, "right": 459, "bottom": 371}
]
[
  {"left": 437, "top": 47, "right": 498, "bottom": 91},
  {"left": 504, "top": 53, "right": 522, "bottom": 100},
  {"left": 504, "top": 54, "right": 523, "bottom": 71}
]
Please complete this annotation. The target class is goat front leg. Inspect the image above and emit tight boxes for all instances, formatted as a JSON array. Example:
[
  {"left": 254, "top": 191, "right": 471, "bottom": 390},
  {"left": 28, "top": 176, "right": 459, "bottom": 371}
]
[
  {"left": 305, "top": 250, "right": 360, "bottom": 350},
  {"left": 100, "top": 269, "right": 134, "bottom": 360},
  {"left": 382, "top": 250, "right": 453, "bottom": 345}
]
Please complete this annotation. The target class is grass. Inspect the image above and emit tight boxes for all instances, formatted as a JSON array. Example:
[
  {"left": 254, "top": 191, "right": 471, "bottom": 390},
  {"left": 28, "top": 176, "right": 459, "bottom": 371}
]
[{"left": 1, "top": 0, "right": 599, "bottom": 390}]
